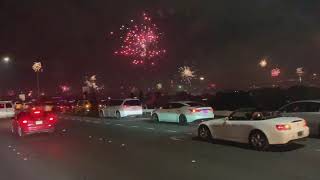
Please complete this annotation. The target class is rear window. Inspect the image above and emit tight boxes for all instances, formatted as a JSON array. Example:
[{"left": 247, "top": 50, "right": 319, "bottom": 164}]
[
  {"left": 5, "top": 103, "right": 13, "bottom": 108},
  {"left": 124, "top": 100, "right": 141, "bottom": 106},
  {"left": 0, "top": 104, "right": 4, "bottom": 109},
  {"left": 110, "top": 100, "right": 123, "bottom": 106},
  {"left": 186, "top": 102, "right": 204, "bottom": 107}
]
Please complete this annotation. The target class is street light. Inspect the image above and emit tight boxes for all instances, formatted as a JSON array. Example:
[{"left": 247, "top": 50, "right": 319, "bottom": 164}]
[
  {"left": 199, "top": 77, "right": 205, "bottom": 81},
  {"left": 2, "top": 56, "right": 10, "bottom": 63}
]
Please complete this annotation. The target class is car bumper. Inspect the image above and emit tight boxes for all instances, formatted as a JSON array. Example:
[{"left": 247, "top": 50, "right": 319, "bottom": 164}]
[
  {"left": 186, "top": 114, "right": 214, "bottom": 123},
  {"left": 23, "top": 125, "right": 55, "bottom": 135},
  {"left": 122, "top": 110, "right": 143, "bottom": 117},
  {"left": 269, "top": 127, "right": 310, "bottom": 145}
]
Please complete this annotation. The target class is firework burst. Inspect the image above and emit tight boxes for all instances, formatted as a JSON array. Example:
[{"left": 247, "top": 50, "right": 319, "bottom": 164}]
[
  {"left": 179, "top": 66, "right": 196, "bottom": 84},
  {"left": 114, "top": 12, "right": 165, "bottom": 65}
]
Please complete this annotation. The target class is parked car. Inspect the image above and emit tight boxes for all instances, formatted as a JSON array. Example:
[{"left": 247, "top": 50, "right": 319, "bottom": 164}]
[
  {"left": 73, "top": 100, "right": 92, "bottom": 114},
  {"left": 279, "top": 100, "right": 320, "bottom": 137},
  {"left": 11, "top": 108, "right": 57, "bottom": 137},
  {"left": 0, "top": 101, "right": 15, "bottom": 118},
  {"left": 99, "top": 99, "right": 142, "bottom": 119},
  {"left": 198, "top": 108, "right": 309, "bottom": 151},
  {"left": 151, "top": 101, "right": 214, "bottom": 125}
]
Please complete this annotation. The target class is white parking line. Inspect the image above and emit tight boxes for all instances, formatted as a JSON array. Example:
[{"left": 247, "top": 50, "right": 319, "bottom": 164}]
[
  {"left": 170, "top": 136, "right": 183, "bottom": 141},
  {"left": 115, "top": 124, "right": 123, "bottom": 126},
  {"left": 146, "top": 127, "right": 155, "bottom": 130},
  {"left": 129, "top": 125, "right": 139, "bottom": 128},
  {"left": 167, "top": 130, "right": 177, "bottom": 133}
]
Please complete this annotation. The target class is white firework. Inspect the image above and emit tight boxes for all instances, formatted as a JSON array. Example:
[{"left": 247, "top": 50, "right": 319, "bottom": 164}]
[{"left": 179, "top": 66, "right": 196, "bottom": 84}]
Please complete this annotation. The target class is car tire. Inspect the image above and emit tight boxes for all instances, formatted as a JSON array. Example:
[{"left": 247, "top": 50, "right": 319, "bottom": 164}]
[
  {"left": 17, "top": 127, "right": 25, "bottom": 137},
  {"left": 178, "top": 114, "right": 187, "bottom": 125},
  {"left": 152, "top": 114, "right": 159, "bottom": 123},
  {"left": 198, "top": 125, "right": 212, "bottom": 141},
  {"left": 116, "top": 111, "right": 121, "bottom": 119},
  {"left": 249, "top": 130, "right": 269, "bottom": 151}
]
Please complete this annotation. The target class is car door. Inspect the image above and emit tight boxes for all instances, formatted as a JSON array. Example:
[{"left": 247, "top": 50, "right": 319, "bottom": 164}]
[
  {"left": 5, "top": 102, "right": 14, "bottom": 118},
  {"left": 157, "top": 103, "right": 174, "bottom": 122},
  {"left": 168, "top": 103, "right": 185, "bottom": 122},
  {"left": 0, "top": 103, "right": 5, "bottom": 118},
  {"left": 222, "top": 111, "right": 251, "bottom": 142}
]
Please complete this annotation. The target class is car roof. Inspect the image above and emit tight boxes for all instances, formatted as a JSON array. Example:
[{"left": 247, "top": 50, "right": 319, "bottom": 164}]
[{"left": 0, "top": 101, "right": 12, "bottom": 103}]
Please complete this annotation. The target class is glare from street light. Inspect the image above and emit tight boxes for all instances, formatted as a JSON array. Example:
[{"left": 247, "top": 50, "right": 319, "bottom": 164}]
[
  {"left": 259, "top": 59, "right": 267, "bottom": 68},
  {"left": 2, "top": 56, "right": 10, "bottom": 63},
  {"left": 199, "top": 77, "right": 205, "bottom": 81}
]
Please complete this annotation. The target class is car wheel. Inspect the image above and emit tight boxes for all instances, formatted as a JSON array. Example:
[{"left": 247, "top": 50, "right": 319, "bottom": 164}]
[
  {"left": 116, "top": 111, "right": 121, "bottom": 119},
  {"left": 152, "top": 114, "right": 159, "bottom": 123},
  {"left": 198, "top": 125, "right": 212, "bottom": 141},
  {"left": 179, "top": 114, "right": 187, "bottom": 125},
  {"left": 17, "top": 127, "right": 25, "bottom": 137},
  {"left": 249, "top": 130, "right": 269, "bottom": 151}
]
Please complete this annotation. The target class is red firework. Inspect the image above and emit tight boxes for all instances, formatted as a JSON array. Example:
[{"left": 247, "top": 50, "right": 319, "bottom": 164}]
[{"left": 114, "top": 13, "right": 165, "bottom": 65}]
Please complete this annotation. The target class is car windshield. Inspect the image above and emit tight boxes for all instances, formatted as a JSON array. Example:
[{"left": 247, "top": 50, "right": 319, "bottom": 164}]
[{"left": 230, "top": 109, "right": 280, "bottom": 120}]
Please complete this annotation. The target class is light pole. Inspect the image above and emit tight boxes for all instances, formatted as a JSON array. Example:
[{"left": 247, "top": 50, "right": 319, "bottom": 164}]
[{"left": 32, "top": 62, "right": 43, "bottom": 98}]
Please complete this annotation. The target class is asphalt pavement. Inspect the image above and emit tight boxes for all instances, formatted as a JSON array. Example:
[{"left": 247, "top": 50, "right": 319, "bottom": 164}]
[{"left": 1, "top": 115, "right": 320, "bottom": 180}]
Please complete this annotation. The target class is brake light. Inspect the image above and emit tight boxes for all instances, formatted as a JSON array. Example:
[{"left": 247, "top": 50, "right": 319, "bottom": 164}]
[
  {"left": 22, "top": 120, "right": 28, "bottom": 124},
  {"left": 276, "top": 124, "right": 291, "bottom": 131},
  {"left": 34, "top": 111, "right": 41, "bottom": 114},
  {"left": 303, "top": 120, "right": 307, "bottom": 127},
  {"left": 190, "top": 109, "right": 201, "bottom": 113},
  {"left": 49, "top": 117, "right": 54, "bottom": 121}
]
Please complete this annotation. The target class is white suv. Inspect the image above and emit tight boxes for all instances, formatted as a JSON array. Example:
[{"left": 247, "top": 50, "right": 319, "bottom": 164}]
[
  {"left": 0, "top": 101, "right": 15, "bottom": 118},
  {"left": 99, "top": 99, "right": 142, "bottom": 119}
]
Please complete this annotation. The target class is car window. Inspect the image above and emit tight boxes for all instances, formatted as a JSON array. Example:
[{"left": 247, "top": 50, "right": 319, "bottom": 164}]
[
  {"left": 305, "top": 102, "right": 320, "bottom": 112},
  {"left": 281, "top": 102, "right": 307, "bottom": 113},
  {"left": 124, "top": 100, "right": 141, "bottom": 106},
  {"left": 109, "top": 100, "right": 123, "bottom": 106},
  {"left": 0, "top": 104, "right": 4, "bottom": 109},
  {"left": 185, "top": 102, "right": 204, "bottom": 107},
  {"left": 5, "top": 103, "right": 13, "bottom": 108},
  {"left": 229, "top": 111, "right": 251, "bottom": 120},
  {"left": 170, "top": 103, "right": 185, "bottom": 109}
]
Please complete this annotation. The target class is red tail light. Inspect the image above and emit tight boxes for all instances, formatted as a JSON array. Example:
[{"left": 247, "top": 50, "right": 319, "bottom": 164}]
[
  {"left": 34, "top": 111, "right": 41, "bottom": 114},
  {"left": 49, "top": 117, "right": 54, "bottom": 121},
  {"left": 276, "top": 124, "right": 291, "bottom": 131},
  {"left": 303, "top": 120, "right": 307, "bottom": 127},
  {"left": 190, "top": 109, "right": 201, "bottom": 113},
  {"left": 22, "top": 120, "right": 28, "bottom": 124}
]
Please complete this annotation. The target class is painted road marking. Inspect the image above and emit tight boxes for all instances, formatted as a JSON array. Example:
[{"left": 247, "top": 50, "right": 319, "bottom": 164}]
[
  {"left": 146, "top": 127, "right": 155, "bottom": 130},
  {"left": 129, "top": 125, "right": 139, "bottom": 128},
  {"left": 115, "top": 124, "right": 123, "bottom": 126},
  {"left": 167, "top": 130, "right": 177, "bottom": 133},
  {"left": 170, "top": 137, "right": 183, "bottom": 141}
]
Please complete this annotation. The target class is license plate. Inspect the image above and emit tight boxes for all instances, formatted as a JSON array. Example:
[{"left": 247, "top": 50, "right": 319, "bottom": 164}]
[
  {"left": 298, "top": 131, "right": 303, "bottom": 136},
  {"left": 35, "top": 121, "right": 43, "bottom": 125}
]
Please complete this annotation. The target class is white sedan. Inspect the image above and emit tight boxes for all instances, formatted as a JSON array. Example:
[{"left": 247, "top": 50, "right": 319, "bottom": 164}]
[
  {"left": 152, "top": 101, "right": 214, "bottom": 125},
  {"left": 198, "top": 108, "right": 309, "bottom": 151}
]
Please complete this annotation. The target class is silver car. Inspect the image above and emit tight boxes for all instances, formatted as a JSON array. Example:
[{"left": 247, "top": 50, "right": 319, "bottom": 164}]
[{"left": 279, "top": 100, "right": 320, "bottom": 137}]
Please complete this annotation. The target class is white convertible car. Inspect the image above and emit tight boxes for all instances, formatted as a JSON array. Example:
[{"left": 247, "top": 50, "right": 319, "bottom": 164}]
[{"left": 198, "top": 108, "right": 309, "bottom": 151}]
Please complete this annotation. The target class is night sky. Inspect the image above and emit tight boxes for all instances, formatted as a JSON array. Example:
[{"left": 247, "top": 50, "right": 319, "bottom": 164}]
[{"left": 0, "top": 0, "right": 319, "bottom": 94}]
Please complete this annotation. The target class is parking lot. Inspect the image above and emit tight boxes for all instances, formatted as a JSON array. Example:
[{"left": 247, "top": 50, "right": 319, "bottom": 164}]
[{"left": 1, "top": 115, "right": 319, "bottom": 180}]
